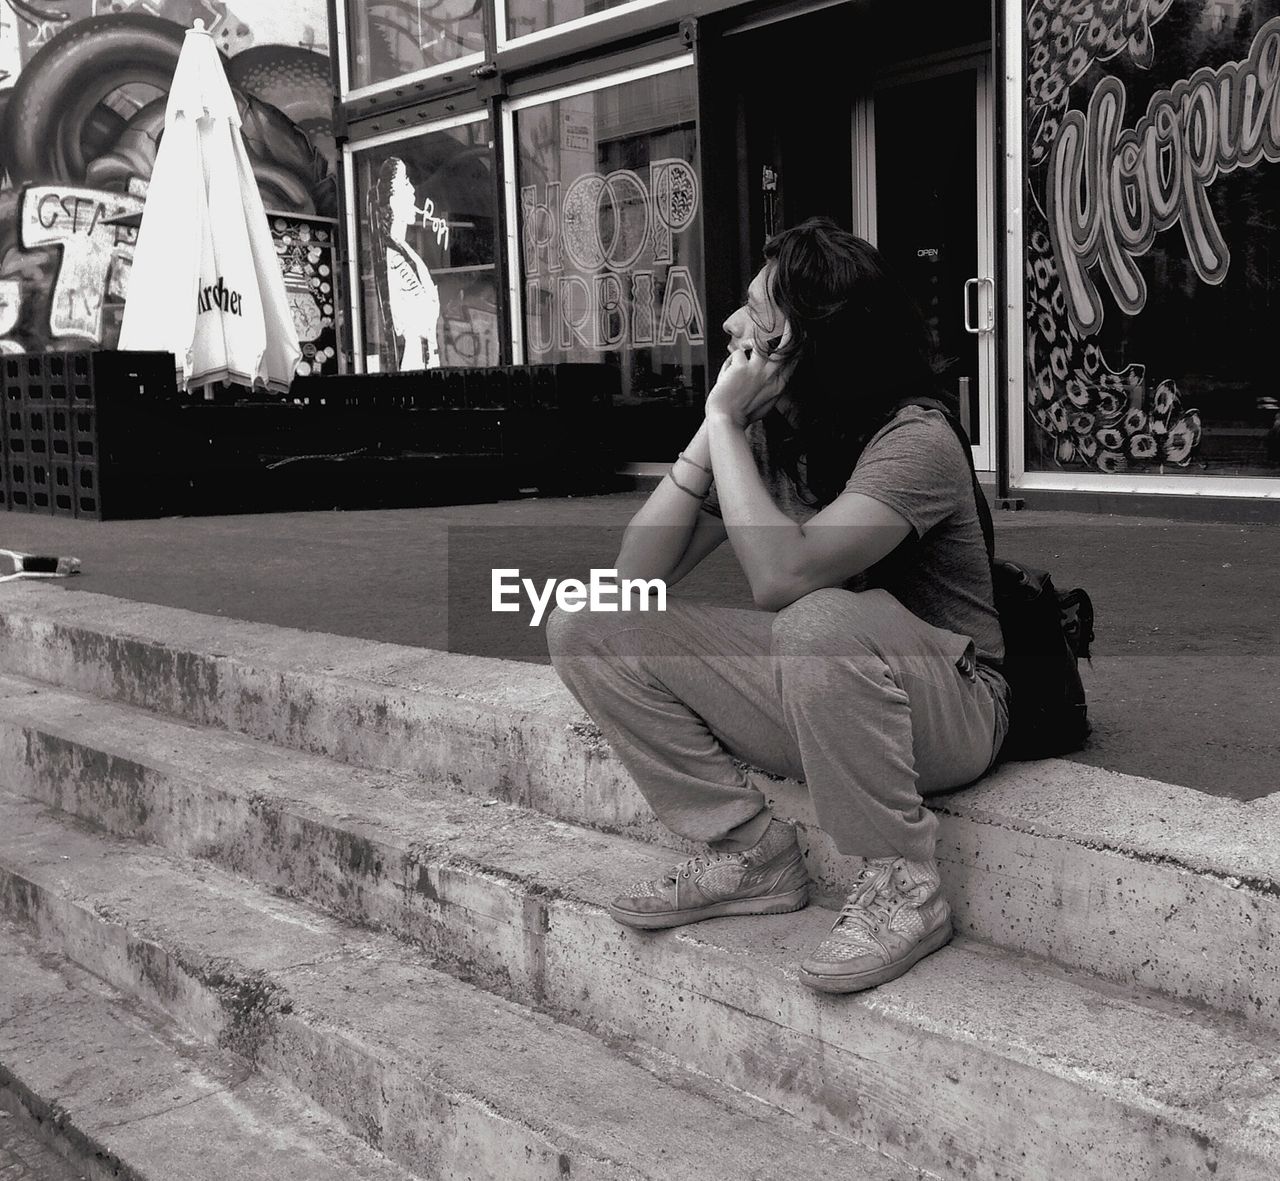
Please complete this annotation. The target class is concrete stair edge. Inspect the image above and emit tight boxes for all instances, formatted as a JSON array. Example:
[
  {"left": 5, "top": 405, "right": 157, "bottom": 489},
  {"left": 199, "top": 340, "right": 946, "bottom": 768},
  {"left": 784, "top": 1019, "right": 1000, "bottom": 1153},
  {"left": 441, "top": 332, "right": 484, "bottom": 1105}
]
[
  {"left": 0, "top": 778, "right": 1277, "bottom": 1181},
  {"left": 1, "top": 586, "right": 1273, "bottom": 888},
  {"left": 0, "top": 656, "right": 1276, "bottom": 1035},
  {"left": 0, "top": 793, "right": 926, "bottom": 1181},
  {"left": 0, "top": 917, "right": 421, "bottom": 1181}
]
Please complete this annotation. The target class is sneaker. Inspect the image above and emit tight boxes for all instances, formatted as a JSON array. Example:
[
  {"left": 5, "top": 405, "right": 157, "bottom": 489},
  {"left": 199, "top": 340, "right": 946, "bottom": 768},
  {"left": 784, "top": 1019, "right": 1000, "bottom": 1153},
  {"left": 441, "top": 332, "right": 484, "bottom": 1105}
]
[
  {"left": 799, "top": 856, "right": 952, "bottom": 993},
  {"left": 608, "top": 818, "right": 811, "bottom": 930}
]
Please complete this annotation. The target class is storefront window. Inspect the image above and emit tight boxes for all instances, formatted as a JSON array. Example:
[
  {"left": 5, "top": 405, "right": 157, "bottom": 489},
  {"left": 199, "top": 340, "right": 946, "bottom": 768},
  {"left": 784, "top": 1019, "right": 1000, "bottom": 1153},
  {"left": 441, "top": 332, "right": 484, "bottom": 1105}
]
[
  {"left": 510, "top": 63, "right": 705, "bottom": 431},
  {"left": 1024, "top": 0, "right": 1280, "bottom": 478},
  {"left": 352, "top": 116, "right": 500, "bottom": 372},
  {"left": 344, "top": 0, "right": 484, "bottom": 93},
  {"left": 503, "top": 0, "right": 657, "bottom": 42}
]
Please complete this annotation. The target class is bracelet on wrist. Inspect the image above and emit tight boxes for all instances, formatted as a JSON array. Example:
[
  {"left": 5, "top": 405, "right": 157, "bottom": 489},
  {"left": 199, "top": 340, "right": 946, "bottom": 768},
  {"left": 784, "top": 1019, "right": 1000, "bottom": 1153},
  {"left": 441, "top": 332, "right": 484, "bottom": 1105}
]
[
  {"left": 676, "top": 451, "right": 713, "bottom": 476},
  {"left": 667, "top": 464, "right": 710, "bottom": 500}
]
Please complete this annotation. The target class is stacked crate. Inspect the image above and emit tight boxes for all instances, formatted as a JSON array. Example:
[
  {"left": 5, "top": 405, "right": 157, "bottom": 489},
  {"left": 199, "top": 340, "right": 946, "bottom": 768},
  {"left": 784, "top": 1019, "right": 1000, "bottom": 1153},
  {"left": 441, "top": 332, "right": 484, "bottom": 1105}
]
[
  {"left": 0, "top": 357, "right": 619, "bottom": 518},
  {"left": 288, "top": 362, "right": 620, "bottom": 500},
  {"left": 0, "top": 351, "right": 180, "bottom": 520}
]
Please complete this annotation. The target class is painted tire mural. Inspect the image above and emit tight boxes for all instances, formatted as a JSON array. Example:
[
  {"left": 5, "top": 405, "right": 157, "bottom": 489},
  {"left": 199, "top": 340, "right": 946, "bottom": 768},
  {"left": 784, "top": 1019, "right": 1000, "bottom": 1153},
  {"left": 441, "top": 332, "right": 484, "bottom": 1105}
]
[
  {"left": 0, "top": 14, "right": 184, "bottom": 185},
  {"left": 0, "top": 13, "right": 335, "bottom": 213},
  {"left": 0, "top": 10, "right": 336, "bottom": 355},
  {"left": 228, "top": 45, "right": 337, "bottom": 171}
]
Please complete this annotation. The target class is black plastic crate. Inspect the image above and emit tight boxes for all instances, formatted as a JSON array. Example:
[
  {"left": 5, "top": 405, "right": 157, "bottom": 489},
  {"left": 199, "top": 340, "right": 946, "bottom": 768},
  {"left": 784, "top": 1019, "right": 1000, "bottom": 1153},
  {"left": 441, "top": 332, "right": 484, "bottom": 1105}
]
[
  {"left": 1, "top": 350, "right": 182, "bottom": 519},
  {"left": 51, "top": 460, "right": 75, "bottom": 518},
  {"left": 530, "top": 365, "right": 559, "bottom": 409},
  {"left": 49, "top": 405, "right": 73, "bottom": 461},
  {"left": 22, "top": 404, "right": 51, "bottom": 462},
  {"left": 6, "top": 460, "right": 27, "bottom": 510},
  {"left": 552, "top": 362, "right": 616, "bottom": 409},
  {"left": 27, "top": 459, "right": 51, "bottom": 513},
  {"left": 3, "top": 402, "right": 25, "bottom": 460},
  {"left": 503, "top": 366, "right": 533, "bottom": 410},
  {"left": 3, "top": 356, "right": 624, "bottom": 517},
  {"left": 72, "top": 461, "right": 99, "bottom": 519},
  {"left": 70, "top": 405, "right": 99, "bottom": 462},
  {"left": 439, "top": 369, "right": 468, "bottom": 408}
]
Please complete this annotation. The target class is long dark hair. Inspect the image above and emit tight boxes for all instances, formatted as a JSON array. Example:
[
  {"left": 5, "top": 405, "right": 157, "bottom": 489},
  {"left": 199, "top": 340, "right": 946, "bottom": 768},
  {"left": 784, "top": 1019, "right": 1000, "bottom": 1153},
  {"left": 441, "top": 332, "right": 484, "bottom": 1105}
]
[{"left": 758, "top": 217, "right": 944, "bottom": 505}]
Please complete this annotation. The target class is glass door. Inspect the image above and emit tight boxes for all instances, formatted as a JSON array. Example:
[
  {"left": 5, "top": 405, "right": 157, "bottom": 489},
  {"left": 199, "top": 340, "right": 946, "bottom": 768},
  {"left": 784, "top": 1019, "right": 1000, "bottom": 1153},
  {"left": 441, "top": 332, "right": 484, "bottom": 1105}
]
[{"left": 856, "top": 60, "right": 996, "bottom": 472}]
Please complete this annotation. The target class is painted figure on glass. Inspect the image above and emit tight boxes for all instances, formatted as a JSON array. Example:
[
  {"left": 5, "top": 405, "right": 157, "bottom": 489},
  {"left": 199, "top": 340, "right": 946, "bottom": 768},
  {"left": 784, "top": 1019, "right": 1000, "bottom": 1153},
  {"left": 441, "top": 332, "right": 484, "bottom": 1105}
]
[{"left": 367, "top": 156, "right": 443, "bottom": 371}]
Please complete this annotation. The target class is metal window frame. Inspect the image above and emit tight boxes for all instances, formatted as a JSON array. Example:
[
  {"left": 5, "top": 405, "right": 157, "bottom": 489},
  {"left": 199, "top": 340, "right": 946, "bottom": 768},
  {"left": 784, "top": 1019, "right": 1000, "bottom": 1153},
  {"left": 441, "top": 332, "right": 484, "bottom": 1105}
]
[
  {"left": 334, "top": 0, "right": 486, "bottom": 102},
  {"left": 500, "top": 52, "right": 695, "bottom": 365},
  {"left": 1003, "top": 0, "right": 1027, "bottom": 494},
  {"left": 1013, "top": 471, "right": 1280, "bottom": 499},
  {"left": 851, "top": 97, "right": 875, "bottom": 243},
  {"left": 973, "top": 57, "right": 997, "bottom": 475},
  {"left": 496, "top": 0, "right": 672, "bottom": 51},
  {"left": 342, "top": 108, "right": 493, "bottom": 375}
]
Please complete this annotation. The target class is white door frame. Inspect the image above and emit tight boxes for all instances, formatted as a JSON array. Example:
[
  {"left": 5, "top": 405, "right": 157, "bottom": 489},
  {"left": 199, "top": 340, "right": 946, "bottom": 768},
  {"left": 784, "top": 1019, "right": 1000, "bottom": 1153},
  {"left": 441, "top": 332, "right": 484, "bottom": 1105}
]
[{"left": 852, "top": 53, "right": 997, "bottom": 473}]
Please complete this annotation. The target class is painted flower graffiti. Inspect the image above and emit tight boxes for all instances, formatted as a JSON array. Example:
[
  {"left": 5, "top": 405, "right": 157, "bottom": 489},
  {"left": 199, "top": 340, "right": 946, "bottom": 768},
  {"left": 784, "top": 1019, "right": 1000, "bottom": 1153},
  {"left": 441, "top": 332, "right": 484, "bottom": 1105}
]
[{"left": 1025, "top": 0, "right": 1204, "bottom": 472}]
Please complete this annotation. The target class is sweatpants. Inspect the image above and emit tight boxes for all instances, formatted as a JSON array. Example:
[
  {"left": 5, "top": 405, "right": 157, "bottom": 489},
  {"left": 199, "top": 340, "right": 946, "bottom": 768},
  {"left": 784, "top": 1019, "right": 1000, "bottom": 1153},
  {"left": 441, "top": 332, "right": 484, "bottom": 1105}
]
[{"left": 544, "top": 586, "right": 1001, "bottom": 865}]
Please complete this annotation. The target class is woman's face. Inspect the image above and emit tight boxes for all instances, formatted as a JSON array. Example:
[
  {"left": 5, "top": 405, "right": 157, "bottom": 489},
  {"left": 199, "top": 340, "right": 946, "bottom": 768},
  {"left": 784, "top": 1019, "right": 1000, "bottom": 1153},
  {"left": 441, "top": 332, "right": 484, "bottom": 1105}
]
[{"left": 723, "top": 263, "right": 785, "bottom": 356}]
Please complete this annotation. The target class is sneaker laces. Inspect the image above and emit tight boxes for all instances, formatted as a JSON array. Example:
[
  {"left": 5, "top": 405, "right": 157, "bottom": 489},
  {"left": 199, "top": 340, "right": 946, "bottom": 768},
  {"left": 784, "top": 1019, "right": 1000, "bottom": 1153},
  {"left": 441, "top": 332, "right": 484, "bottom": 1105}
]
[
  {"left": 832, "top": 859, "right": 898, "bottom": 933},
  {"left": 668, "top": 849, "right": 743, "bottom": 882}
]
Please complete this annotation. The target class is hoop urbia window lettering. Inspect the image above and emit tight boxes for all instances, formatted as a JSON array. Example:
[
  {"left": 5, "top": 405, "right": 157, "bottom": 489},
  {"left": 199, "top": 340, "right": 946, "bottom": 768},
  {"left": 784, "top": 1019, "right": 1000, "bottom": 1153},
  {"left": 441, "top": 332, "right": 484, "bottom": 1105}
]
[
  {"left": 520, "top": 160, "right": 702, "bottom": 351},
  {"left": 513, "top": 64, "right": 705, "bottom": 409}
]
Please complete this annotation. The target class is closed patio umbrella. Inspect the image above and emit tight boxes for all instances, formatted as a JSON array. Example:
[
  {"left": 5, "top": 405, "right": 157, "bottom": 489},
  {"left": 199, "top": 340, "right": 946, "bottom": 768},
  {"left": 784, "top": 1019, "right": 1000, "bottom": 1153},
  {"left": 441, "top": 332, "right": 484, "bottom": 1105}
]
[{"left": 119, "top": 19, "right": 300, "bottom": 393}]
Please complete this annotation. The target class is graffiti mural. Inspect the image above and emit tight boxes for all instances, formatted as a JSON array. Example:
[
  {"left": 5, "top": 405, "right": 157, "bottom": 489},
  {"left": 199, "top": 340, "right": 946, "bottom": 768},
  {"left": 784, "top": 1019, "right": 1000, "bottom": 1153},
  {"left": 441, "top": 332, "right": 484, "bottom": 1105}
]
[
  {"left": 1026, "top": 0, "right": 1199, "bottom": 472},
  {"left": 1026, "top": 0, "right": 1280, "bottom": 475},
  {"left": 0, "top": 0, "right": 335, "bottom": 362}
]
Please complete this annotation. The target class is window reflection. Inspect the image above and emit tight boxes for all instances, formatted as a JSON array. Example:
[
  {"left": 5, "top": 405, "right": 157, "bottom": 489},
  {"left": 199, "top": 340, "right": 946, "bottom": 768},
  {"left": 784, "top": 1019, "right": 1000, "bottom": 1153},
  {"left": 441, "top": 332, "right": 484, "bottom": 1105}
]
[
  {"left": 504, "top": 0, "right": 651, "bottom": 42},
  {"left": 346, "top": 0, "right": 485, "bottom": 92},
  {"left": 513, "top": 66, "right": 705, "bottom": 424}
]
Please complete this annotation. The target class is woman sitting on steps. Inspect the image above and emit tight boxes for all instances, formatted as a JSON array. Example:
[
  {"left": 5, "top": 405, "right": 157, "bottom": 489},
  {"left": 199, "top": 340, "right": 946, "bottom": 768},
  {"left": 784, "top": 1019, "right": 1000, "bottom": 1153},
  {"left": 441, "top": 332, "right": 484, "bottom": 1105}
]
[{"left": 545, "top": 216, "right": 1009, "bottom": 994}]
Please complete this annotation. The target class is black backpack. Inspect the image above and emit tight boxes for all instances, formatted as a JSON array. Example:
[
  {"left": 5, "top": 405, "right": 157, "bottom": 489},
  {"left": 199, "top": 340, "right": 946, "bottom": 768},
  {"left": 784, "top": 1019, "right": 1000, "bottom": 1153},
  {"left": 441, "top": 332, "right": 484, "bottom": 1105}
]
[{"left": 907, "top": 398, "right": 1095, "bottom": 761}]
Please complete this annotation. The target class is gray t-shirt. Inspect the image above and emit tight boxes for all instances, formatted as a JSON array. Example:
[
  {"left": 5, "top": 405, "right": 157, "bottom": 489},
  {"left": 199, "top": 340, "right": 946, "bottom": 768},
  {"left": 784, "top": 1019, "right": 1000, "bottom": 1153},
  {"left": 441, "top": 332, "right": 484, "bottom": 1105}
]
[{"left": 702, "top": 405, "right": 1009, "bottom": 736}]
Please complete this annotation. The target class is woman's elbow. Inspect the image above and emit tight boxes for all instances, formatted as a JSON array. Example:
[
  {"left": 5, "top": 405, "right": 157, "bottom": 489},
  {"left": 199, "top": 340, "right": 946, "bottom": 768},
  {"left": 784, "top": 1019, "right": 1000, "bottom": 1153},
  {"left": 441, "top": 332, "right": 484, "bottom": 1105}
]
[
  {"left": 750, "top": 574, "right": 799, "bottom": 613},
  {"left": 613, "top": 534, "right": 664, "bottom": 585},
  {"left": 751, "top": 565, "right": 847, "bottom": 613}
]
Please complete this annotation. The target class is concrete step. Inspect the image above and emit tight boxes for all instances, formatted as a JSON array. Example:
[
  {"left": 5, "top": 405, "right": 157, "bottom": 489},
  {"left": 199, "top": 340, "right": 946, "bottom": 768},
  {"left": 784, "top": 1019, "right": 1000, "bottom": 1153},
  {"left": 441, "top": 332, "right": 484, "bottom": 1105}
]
[
  {"left": 0, "top": 588, "right": 1277, "bottom": 1030},
  {"left": 0, "top": 915, "right": 418, "bottom": 1181},
  {"left": 0, "top": 700, "right": 1277, "bottom": 1179},
  {"left": 0, "top": 789, "right": 920, "bottom": 1181}
]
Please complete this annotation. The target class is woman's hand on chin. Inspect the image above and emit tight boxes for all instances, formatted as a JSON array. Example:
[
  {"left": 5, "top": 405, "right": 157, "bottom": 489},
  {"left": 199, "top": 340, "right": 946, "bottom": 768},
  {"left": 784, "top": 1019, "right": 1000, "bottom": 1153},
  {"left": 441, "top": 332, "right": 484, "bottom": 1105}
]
[{"left": 706, "top": 338, "right": 790, "bottom": 428}]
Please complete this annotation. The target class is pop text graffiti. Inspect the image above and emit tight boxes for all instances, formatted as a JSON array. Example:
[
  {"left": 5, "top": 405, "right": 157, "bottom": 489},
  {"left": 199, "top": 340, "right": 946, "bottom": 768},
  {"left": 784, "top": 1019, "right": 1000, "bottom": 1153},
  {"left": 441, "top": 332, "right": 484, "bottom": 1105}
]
[{"left": 417, "top": 195, "right": 449, "bottom": 249}]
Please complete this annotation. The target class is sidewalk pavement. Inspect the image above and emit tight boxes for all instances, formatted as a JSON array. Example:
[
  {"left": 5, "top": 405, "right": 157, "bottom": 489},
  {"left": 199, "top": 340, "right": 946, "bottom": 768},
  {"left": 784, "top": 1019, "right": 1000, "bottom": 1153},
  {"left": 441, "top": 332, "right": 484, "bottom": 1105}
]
[{"left": 0, "top": 492, "right": 1274, "bottom": 801}]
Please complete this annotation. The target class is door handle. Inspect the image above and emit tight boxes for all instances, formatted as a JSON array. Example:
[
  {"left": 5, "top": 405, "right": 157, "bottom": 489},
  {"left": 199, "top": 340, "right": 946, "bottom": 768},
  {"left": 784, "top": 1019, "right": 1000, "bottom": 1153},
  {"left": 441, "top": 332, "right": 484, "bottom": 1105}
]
[
  {"left": 964, "top": 278, "right": 996, "bottom": 334},
  {"left": 963, "top": 278, "right": 978, "bottom": 334}
]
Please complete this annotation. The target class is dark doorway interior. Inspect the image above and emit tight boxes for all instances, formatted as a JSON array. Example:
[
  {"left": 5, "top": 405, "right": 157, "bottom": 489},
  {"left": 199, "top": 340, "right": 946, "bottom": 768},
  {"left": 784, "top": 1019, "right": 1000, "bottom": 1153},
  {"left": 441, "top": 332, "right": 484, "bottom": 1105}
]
[{"left": 701, "top": 0, "right": 992, "bottom": 352}]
